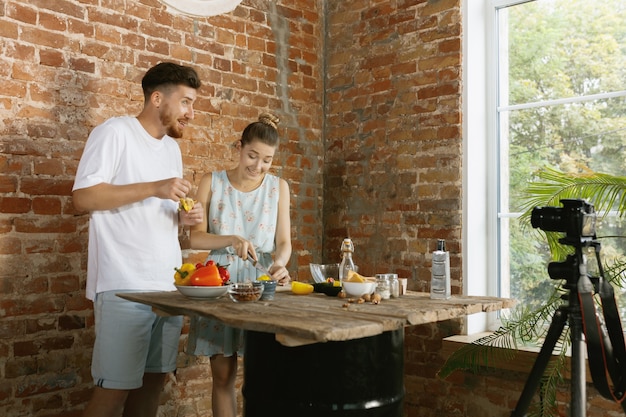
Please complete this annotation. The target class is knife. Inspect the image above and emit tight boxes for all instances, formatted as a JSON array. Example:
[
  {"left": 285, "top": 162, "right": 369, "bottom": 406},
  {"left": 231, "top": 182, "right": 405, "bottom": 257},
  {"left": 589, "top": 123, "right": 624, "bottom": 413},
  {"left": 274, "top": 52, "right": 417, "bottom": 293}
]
[{"left": 248, "top": 251, "right": 272, "bottom": 276}]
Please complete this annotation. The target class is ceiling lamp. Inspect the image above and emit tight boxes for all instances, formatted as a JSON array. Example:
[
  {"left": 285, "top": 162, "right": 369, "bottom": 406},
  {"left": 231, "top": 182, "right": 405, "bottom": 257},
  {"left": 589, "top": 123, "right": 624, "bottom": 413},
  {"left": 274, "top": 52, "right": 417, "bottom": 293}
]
[{"left": 159, "top": 0, "right": 243, "bottom": 17}]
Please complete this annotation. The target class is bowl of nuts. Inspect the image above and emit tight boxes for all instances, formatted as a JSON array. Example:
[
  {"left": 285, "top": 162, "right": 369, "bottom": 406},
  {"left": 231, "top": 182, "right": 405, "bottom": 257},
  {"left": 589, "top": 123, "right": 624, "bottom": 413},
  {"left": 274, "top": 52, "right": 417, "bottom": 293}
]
[{"left": 228, "top": 282, "right": 264, "bottom": 303}]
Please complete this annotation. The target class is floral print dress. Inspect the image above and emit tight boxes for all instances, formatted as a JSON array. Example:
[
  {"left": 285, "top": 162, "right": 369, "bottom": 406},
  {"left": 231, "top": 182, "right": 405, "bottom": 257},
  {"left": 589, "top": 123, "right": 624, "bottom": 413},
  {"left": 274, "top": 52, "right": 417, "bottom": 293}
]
[{"left": 187, "top": 170, "right": 280, "bottom": 356}]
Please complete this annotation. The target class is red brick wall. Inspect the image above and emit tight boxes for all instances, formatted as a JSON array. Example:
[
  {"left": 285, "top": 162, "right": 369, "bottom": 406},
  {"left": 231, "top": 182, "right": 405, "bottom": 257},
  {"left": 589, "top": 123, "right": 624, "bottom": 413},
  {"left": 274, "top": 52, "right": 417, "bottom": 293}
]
[
  {"left": 323, "top": 2, "right": 464, "bottom": 416},
  {"left": 0, "top": 1, "right": 323, "bottom": 416},
  {"left": 1, "top": 0, "right": 622, "bottom": 416},
  {"left": 323, "top": 0, "right": 463, "bottom": 295}
]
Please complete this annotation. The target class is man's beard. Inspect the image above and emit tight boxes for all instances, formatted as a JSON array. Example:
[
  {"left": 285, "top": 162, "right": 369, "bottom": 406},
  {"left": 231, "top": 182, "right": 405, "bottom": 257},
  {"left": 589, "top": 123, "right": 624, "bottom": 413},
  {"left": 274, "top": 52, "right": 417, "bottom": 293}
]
[{"left": 160, "top": 105, "right": 184, "bottom": 138}]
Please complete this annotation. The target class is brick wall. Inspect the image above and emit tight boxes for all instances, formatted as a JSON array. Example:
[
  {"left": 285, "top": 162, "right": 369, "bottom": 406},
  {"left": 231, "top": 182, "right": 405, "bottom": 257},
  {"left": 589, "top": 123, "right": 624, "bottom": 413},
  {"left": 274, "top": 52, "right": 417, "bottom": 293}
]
[
  {"left": 323, "top": 0, "right": 463, "bottom": 295},
  {"left": 323, "top": 3, "right": 464, "bottom": 416},
  {"left": 1, "top": 0, "right": 622, "bottom": 416},
  {"left": 0, "top": 1, "right": 322, "bottom": 416}
]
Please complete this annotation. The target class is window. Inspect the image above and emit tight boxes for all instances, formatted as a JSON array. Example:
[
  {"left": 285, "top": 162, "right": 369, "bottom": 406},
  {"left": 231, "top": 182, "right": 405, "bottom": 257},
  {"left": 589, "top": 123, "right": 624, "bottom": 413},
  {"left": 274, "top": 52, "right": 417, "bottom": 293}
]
[{"left": 464, "top": 0, "right": 626, "bottom": 332}]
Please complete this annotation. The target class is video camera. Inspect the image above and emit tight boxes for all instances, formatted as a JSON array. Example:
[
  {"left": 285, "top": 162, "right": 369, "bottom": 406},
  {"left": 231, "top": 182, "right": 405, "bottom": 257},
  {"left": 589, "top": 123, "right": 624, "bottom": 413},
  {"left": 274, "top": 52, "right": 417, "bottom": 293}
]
[
  {"left": 515, "top": 198, "right": 626, "bottom": 417},
  {"left": 530, "top": 198, "right": 597, "bottom": 282},
  {"left": 531, "top": 198, "right": 597, "bottom": 244}
]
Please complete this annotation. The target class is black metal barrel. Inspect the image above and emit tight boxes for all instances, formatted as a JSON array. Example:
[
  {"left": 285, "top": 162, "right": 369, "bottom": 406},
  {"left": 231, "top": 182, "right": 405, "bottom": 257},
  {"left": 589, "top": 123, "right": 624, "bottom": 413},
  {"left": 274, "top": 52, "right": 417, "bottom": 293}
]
[{"left": 243, "top": 329, "right": 404, "bottom": 417}]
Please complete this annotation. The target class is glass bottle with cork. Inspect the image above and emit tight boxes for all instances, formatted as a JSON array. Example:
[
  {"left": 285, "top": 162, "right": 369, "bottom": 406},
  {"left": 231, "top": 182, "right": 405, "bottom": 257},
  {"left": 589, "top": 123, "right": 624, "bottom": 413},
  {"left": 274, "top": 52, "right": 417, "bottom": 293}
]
[{"left": 338, "top": 238, "right": 356, "bottom": 283}]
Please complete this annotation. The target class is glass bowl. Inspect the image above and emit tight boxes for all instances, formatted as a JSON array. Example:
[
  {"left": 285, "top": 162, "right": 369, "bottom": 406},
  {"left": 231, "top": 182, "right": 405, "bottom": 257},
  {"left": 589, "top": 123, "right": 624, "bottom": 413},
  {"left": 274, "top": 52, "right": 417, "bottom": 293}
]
[
  {"left": 228, "top": 282, "right": 264, "bottom": 302},
  {"left": 309, "top": 263, "right": 340, "bottom": 283}
]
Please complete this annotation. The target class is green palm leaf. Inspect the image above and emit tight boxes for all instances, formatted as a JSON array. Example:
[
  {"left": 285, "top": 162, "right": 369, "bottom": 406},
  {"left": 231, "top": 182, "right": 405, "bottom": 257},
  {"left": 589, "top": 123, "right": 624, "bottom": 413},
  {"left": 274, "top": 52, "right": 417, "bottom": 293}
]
[
  {"left": 520, "top": 166, "right": 626, "bottom": 218},
  {"left": 518, "top": 167, "right": 626, "bottom": 259},
  {"left": 438, "top": 286, "right": 562, "bottom": 379}
]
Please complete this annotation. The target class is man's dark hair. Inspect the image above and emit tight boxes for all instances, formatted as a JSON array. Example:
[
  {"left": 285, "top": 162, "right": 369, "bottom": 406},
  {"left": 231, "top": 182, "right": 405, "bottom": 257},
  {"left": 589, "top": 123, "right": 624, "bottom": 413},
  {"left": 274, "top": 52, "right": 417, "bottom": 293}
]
[{"left": 141, "top": 62, "right": 201, "bottom": 100}]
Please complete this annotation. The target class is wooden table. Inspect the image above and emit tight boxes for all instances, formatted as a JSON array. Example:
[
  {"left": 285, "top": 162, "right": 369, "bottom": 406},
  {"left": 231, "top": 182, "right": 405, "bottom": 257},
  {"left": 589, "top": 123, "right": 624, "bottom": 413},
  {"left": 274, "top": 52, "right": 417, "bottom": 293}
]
[
  {"left": 119, "top": 289, "right": 514, "bottom": 417},
  {"left": 119, "top": 289, "right": 514, "bottom": 346}
]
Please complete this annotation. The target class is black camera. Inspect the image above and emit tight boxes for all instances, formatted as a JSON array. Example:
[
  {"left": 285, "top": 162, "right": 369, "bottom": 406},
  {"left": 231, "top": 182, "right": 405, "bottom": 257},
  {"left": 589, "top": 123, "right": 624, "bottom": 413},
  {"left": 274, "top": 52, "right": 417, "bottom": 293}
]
[{"left": 531, "top": 198, "right": 596, "bottom": 241}]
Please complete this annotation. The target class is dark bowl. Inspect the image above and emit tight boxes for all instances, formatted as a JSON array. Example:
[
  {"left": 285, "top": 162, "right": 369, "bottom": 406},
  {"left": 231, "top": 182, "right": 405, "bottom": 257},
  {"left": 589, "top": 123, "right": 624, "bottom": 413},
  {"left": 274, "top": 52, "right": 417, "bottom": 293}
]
[{"left": 312, "top": 282, "right": 343, "bottom": 297}]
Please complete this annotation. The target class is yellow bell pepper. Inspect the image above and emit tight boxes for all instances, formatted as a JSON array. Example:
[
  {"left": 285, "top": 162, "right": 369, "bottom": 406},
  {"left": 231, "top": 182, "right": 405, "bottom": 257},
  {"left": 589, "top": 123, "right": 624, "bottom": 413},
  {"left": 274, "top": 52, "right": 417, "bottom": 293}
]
[{"left": 173, "top": 263, "right": 196, "bottom": 286}]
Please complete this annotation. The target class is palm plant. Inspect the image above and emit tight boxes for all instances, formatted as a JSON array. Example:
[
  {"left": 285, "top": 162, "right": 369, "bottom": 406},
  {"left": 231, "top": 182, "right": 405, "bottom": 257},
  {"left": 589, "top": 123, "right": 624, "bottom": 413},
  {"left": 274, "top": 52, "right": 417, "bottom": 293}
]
[{"left": 438, "top": 167, "right": 626, "bottom": 416}]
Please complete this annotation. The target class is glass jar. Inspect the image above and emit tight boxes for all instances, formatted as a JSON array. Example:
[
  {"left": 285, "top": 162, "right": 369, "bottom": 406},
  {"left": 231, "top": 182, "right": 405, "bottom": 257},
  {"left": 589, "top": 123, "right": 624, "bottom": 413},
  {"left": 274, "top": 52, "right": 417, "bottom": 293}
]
[
  {"left": 388, "top": 273, "right": 400, "bottom": 298},
  {"left": 375, "top": 274, "right": 391, "bottom": 300}
]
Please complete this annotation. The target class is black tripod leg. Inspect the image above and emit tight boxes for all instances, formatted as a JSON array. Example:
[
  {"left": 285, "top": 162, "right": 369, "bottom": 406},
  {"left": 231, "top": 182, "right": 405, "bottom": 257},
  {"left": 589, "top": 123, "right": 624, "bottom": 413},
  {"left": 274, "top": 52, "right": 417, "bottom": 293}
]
[
  {"left": 511, "top": 307, "right": 568, "bottom": 417},
  {"left": 569, "top": 305, "right": 586, "bottom": 417}
]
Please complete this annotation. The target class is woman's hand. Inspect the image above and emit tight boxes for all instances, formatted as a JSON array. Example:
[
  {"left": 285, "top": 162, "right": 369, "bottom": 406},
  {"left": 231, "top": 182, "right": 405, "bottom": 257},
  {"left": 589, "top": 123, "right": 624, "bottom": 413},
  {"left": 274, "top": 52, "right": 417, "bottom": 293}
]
[
  {"left": 269, "top": 264, "right": 291, "bottom": 285},
  {"left": 179, "top": 202, "right": 203, "bottom": 226},
  {"left": 230, "top": 236, "right": 255, "bottom": 259}
]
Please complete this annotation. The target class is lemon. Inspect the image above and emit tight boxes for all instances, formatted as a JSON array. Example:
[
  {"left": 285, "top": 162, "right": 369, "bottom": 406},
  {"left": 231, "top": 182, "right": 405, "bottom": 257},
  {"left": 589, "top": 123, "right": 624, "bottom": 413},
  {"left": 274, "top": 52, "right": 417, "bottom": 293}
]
[
  {"left": 178, "top": 197, "right": 196, "bottom": 212},
  {"left": 291, "top": 281, "right": 314, "bottom": 295},
  {"left": 346, "top": 271, "right": 364, "bottom": 282},
  {"left": 346, "top": 270, "right": 376, "bottom": 283},
  {"left": 258, "top": 274, "right": 271, "bottom": 281}
]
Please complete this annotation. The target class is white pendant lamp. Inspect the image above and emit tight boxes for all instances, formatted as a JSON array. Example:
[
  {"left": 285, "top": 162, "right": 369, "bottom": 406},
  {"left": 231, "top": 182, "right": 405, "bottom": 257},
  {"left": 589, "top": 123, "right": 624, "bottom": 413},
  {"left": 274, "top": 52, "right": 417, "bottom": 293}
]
[{"left": 159, "top": 0, "right": 244, "bottom": 17}]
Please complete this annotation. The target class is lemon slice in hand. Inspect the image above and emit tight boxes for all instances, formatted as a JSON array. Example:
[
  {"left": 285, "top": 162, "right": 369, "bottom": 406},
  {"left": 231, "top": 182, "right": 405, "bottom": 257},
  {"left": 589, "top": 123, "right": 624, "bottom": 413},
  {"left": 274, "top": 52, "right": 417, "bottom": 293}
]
[
  {"left": 178, "top": 197, "right": 195, "bottom": 212},
  {"left": 291, "top": 281, "right": 314, "bottom": 295},
  {"left": 257, "top": 274, "right": 271, "bottom": 281}
]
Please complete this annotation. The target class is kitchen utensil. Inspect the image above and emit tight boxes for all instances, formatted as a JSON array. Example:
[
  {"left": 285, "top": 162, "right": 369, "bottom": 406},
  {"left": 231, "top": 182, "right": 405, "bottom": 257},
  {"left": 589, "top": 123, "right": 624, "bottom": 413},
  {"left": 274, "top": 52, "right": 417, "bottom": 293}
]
[{"left": 248, "top": 251, "right": 271, "bottom": 276}]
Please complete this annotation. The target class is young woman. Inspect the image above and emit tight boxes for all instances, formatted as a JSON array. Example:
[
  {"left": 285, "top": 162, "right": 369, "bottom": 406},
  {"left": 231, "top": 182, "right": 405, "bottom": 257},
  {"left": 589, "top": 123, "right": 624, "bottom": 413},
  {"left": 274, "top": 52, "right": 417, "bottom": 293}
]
[{"left": 188, "top": 112, "right": 292, "bottom": 417}]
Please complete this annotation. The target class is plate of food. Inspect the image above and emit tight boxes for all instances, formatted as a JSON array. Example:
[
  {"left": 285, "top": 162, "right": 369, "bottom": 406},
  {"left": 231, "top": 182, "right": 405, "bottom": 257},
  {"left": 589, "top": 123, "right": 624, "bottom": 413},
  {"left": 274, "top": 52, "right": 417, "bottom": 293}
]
[{"left": 175, "top": 285, "right": 228, "bottom": 300}]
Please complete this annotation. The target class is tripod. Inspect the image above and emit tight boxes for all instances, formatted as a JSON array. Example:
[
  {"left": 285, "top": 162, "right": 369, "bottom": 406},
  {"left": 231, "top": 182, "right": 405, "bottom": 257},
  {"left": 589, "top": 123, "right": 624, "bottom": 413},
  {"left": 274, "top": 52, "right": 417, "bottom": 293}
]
[
  {"left": 510, "top": 270, "right": 587, "bottom": 417},
  {"left": 518, "top": 199, "right": 626, "bottom": 416}
]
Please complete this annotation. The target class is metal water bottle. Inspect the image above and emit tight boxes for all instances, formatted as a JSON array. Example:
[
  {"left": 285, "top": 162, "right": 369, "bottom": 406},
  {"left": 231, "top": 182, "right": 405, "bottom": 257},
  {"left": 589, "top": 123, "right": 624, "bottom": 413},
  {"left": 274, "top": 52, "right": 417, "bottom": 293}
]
[
  {"left": 338, "top": 238, "right": 356, "bottom": 283},
  {"left": 430, "top": 239, "right": 451, "bottom": 299}
]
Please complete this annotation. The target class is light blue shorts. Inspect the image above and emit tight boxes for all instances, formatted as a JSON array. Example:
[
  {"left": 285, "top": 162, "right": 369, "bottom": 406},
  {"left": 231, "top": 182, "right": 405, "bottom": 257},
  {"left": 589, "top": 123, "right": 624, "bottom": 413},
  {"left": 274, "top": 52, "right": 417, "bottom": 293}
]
[{"left": 91, "top": 290, "right": 183, "bottom": 390}]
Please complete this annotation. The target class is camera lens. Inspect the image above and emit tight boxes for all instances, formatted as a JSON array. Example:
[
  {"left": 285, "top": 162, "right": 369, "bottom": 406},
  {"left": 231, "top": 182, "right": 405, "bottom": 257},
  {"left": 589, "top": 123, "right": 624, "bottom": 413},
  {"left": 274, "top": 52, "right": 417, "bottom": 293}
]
[
  {"left": 531, "top": 207, "right": 567, "bottom": 232},
  {"left": 547, "top": 255, "right": 577, "bottom": 281}
]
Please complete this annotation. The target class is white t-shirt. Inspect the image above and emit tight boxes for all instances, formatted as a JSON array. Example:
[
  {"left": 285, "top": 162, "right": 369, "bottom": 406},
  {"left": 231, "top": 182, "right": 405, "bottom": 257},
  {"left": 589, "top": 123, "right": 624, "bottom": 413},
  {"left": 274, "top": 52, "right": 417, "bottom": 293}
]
[{"left": 73, "top": 116, "right": 183, "bottom": 300}]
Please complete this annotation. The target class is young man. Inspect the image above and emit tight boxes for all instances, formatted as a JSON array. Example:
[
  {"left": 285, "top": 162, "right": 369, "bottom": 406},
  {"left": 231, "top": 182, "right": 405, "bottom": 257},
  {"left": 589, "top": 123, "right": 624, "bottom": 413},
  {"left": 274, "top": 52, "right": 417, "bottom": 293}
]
[{"left": 73, "top": 62, "right": 204, "bottom": 417}]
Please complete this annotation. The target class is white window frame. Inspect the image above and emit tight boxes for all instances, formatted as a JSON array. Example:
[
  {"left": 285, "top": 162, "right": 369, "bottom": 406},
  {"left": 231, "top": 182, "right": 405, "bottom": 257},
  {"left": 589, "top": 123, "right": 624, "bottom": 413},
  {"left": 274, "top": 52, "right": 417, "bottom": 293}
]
[
  {"left": 463, "top": 0, "right": 626, "bottom": 334},
  {"left": 463, "top": 0, "right": 518, "bottom": 333}
]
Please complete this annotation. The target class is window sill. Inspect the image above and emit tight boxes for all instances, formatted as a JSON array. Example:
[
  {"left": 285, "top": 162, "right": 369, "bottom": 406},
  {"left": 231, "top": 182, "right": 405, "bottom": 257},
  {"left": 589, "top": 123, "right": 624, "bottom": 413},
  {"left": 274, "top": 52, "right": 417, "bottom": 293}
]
[{"left": 441, "top": 332, "right": 592, "bottom": 381}]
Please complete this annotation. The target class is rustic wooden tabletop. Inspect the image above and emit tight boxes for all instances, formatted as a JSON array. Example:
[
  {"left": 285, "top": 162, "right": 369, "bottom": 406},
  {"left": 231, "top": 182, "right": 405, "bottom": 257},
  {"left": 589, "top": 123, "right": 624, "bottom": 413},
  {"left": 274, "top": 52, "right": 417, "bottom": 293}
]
[{"left": 118, "top": 288, "right": 514, "bottom": 347}]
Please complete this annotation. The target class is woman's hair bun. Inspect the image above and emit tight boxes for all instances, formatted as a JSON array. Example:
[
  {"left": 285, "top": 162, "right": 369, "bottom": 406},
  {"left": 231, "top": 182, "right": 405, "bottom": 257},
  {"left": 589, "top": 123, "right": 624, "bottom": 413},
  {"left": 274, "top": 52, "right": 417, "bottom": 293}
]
[{"left": 258, "top": 112, "right": 279, "bottom": 130}]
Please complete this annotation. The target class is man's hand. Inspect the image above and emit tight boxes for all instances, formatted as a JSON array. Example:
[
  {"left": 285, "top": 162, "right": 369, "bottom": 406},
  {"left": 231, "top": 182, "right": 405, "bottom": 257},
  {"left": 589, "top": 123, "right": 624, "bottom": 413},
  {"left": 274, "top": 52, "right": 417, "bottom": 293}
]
[{"left": 155, "top": 177, "right": 192, "bottom": 202}]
